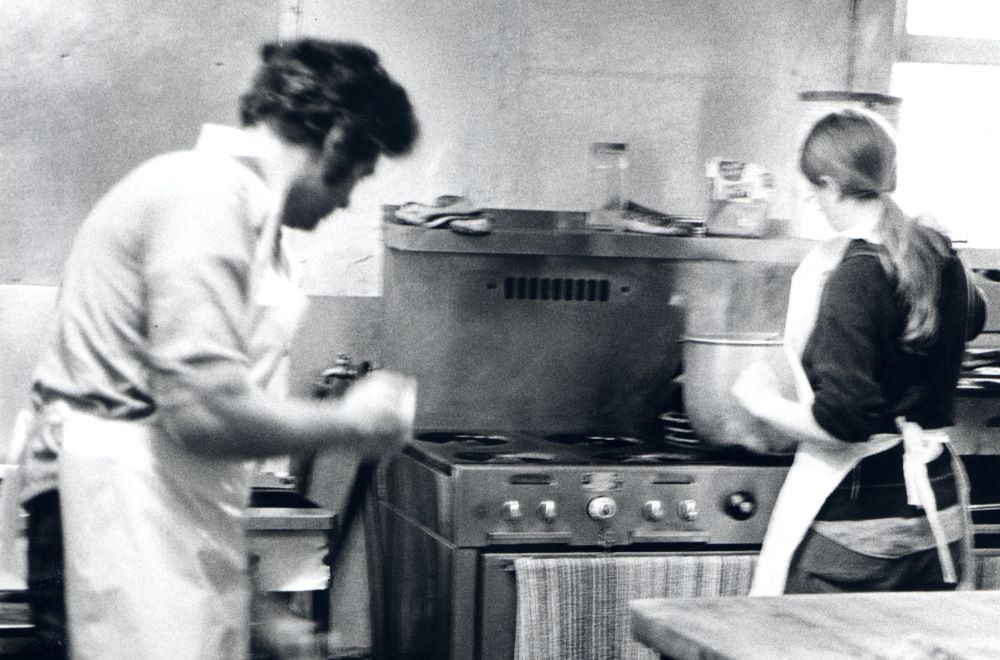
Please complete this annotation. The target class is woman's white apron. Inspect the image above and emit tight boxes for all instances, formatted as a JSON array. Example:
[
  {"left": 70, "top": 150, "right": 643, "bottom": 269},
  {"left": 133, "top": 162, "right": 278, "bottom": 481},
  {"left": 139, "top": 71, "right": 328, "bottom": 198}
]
[{"left": 750, "top": 238, "right": 973, "bottom": 596}]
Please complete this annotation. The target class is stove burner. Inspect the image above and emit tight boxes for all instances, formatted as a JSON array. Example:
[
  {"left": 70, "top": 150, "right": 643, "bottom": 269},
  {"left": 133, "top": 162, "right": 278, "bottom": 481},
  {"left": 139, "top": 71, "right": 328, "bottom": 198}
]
[
  {"left": 591, "top": 451, "right": 699, "bottom": 464},
  {"left": 416, "top": 432, "right": 510, "bottom": 446},
  {"left": 453, "top": 451, "right": 556, "bottom": 464},
  {"left": 659, "top": 412, "right": 689, "bottom": 426},
  {"left": 659, "top": 412, "right": 700, "bottom": 445},
  {"left": 543, "top": 434, "right": 641, "bottom": 449},
  {"left": 664, "top": 430, "right": 699, "bottom": 444}
]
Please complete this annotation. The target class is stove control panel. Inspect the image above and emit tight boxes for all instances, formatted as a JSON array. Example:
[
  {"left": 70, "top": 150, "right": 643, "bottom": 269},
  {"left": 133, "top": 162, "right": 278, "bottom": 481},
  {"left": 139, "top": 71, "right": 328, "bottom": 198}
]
[
  {"left": 587, "top": 496, "right": 618, "bottom": 520},
  {"left": 419, "top": 459, "right": 791, "bottom": 547}
]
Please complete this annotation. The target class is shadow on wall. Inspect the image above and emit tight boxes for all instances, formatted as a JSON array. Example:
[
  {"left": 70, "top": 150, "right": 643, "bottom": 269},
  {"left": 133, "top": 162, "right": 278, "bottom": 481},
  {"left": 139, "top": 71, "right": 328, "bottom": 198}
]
[{"left": 0, "top": 285, "right": 58, "bottom": 458}]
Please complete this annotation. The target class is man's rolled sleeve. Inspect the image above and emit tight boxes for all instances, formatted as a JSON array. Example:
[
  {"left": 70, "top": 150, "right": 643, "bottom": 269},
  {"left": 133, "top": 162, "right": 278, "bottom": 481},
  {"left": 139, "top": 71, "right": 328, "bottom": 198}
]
[{"left": 141, "top": 154, "right": 258, "bottom": 408}]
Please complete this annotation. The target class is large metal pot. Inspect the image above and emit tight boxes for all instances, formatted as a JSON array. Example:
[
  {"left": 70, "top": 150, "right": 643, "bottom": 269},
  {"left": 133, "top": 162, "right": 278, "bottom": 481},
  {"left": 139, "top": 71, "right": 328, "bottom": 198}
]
[{"left": 680, "top": 332, "right": 799, "bottom": 455}]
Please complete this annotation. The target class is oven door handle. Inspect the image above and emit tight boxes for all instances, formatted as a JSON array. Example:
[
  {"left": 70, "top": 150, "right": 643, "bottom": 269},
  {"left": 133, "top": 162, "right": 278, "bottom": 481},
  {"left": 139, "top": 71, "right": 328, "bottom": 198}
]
[
  {"left": 630, "top": 530, "right": 712, "bottom": 545},
  {"left": 487, "top": 531, "right": 574, "bottom": 545}
]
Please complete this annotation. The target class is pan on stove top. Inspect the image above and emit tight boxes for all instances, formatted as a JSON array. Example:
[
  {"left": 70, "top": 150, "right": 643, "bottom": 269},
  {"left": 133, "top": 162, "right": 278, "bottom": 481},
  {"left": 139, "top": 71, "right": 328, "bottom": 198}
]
[
  {"left": 542, "top": 433, "right": 644, "bottom": 449},
  {"left": 451, "top": 450, "right": 557, "bottom": 464},
  {"left": 658, "top": 412, "right": 700, "bottom": 445},
  {"left": 414, "top": 431, "right": 512, "bottom": 446},
  {"left": 589, "top": 450, "right": 708, "bottom": 464}
]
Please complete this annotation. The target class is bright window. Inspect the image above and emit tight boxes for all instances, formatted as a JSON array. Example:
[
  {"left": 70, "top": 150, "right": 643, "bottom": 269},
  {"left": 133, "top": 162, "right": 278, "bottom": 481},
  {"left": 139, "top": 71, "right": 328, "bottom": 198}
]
[
  {"left": 891, "top": 63, "right": 1000, "bottom": 245},
  {"left": 906, "top": 0, "right": 1000, "bottom": 40},
  {"left": 891, "top": 0, "right": 1000, "bottom": 246}
]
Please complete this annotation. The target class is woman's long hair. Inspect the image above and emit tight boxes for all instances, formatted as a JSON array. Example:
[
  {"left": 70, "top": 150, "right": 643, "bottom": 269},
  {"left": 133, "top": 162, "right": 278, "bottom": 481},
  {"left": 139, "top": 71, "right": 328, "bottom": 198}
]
[{"left": 799, "top": 109, "right": 951, "bottom": 350}]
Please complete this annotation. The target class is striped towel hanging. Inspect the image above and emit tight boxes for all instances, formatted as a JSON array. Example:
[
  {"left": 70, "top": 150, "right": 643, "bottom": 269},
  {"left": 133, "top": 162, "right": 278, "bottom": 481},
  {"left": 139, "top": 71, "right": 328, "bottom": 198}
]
[{"left": 513, "top": 553, "right": 756, "bottom": 660}]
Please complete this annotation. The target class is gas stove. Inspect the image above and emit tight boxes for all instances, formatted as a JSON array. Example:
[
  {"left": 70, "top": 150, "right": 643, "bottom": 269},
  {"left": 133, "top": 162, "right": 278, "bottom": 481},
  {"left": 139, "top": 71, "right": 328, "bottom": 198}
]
[
  {"left": 384, "top": 424, "right": 792, "bottom": 550},
  {"left": 406, "top": 426, "right": 789, "bottom": 467},
  {"left": 374, "top": 211, "right": 809, "bottom": 659},
  {"left": 378, "top": 424, "right": 792, "bottom": 659}
]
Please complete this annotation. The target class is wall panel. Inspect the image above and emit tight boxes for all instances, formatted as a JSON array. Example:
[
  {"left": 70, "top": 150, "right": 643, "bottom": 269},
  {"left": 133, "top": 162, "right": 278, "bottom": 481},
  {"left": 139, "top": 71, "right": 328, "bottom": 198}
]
[{"left": 0, "top": 0, "right": 281, "bottom": 284}]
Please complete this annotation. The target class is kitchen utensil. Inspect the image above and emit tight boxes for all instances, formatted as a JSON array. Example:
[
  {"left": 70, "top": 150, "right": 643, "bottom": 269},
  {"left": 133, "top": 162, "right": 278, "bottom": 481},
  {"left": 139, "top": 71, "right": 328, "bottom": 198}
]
[
  {"left": 680, "top": 332, "right": 798, "bottom": 454},
  {"left": 586, "top": 142, "right": 629, "bottom": 231}
]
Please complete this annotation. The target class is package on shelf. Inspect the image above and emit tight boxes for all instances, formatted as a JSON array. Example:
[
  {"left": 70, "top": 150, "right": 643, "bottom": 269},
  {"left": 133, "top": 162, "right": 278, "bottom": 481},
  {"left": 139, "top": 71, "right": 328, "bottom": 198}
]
[{"left": 705, "top": 158, "right": 776, "bottom": 237}]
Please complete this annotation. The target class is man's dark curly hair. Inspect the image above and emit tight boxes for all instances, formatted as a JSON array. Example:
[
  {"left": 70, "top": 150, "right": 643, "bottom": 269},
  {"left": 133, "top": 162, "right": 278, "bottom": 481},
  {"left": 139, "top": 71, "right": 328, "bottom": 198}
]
[{"left": 239, "top": 38, "right": 419, "bottom": 183}]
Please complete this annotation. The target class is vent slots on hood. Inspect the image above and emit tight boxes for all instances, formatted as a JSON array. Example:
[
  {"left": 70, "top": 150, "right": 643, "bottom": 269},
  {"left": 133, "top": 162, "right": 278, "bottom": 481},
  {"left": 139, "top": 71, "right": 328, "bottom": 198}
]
[{"left": 502, "top": 276, "right": 611, "bottom": 302}]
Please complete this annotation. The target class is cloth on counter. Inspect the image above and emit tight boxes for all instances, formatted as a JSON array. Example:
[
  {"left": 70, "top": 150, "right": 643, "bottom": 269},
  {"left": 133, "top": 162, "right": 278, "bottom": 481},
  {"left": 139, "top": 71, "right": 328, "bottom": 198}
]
[
  {"left": 513, "top": 554, "right": 756, "bottom": 660},
  {"left": 393, "top": 195, "right": 493, "bottom": 235},
  {"left": 621, "top": 218, "right": 692, "bottom": 236},
  {"left": 446, "top": 215, "right": 493, "bottom": 235},
  {"left": 394, "top": 194, "right": 481, "bottom": 224},
  {"left": 620, "top": 200, "right": 700, "bottom": 236}
]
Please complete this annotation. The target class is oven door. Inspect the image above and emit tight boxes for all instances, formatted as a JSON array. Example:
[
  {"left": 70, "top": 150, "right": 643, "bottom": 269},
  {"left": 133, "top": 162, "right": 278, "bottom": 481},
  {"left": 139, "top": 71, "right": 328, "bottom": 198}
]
[{"left": 478, "top": 550, "right": 757, "bottom": 660}]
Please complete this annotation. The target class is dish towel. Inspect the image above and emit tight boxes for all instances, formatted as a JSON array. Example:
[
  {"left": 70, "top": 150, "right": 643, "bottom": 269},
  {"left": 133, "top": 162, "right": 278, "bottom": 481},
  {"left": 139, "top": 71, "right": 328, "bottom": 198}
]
[
  {"left": 393, "top": 195, "right": 493, "bottom": 235},
  {"left": 513, "top": 554, "right": 755, "bottom": 660}
]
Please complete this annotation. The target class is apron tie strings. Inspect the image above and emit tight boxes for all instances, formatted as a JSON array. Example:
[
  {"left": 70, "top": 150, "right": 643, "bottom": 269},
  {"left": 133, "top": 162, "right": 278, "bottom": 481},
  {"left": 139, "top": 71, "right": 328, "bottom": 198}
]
[{"left": 896, "top": 417, "right": 959, "bottom": 584}]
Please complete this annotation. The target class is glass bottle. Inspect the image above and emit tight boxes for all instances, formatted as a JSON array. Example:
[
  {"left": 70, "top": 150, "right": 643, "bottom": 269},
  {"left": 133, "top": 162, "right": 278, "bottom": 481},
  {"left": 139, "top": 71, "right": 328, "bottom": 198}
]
[{"left": 586, "top": 142, "right": 629, "bottom": 231}]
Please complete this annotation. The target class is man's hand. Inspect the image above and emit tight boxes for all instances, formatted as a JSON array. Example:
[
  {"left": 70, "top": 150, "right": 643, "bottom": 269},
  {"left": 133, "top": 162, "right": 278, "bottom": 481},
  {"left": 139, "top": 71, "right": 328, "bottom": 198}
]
[{"left": 334, "top": 371, "right": 416, "bottom": 460}]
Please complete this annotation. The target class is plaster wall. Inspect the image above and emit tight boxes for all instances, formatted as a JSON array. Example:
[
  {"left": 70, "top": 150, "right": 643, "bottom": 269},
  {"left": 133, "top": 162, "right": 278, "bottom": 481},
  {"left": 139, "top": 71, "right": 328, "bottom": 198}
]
[
  {"left": 0, "top": 1, "right": 882, "bottom": 295},
  {"left": 289, "top": 0, "right": 871, "bottom": 294},
  {"left": 0, "top": 0, "right": 281, "bottom": 286}
]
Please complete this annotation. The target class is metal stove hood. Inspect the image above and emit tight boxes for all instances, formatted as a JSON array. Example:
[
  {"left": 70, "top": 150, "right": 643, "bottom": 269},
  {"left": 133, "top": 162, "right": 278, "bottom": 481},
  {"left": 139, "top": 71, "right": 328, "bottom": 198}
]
[{"left": 381, "top": 208, "right": 816, "bottom": 435}]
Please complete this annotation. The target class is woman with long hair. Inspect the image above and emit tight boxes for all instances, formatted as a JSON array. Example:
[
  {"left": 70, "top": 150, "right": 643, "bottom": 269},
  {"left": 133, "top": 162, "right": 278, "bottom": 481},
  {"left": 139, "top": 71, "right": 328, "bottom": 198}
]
[{"left": 733, "top": 109, "right": 986, "bottom": 594}]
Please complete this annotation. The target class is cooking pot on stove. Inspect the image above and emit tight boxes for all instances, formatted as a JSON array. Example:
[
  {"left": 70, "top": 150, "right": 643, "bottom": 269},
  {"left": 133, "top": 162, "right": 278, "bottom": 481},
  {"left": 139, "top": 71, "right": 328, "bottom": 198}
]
[{"left": 680, "top": 332, "right": 798, "bottom": 455}]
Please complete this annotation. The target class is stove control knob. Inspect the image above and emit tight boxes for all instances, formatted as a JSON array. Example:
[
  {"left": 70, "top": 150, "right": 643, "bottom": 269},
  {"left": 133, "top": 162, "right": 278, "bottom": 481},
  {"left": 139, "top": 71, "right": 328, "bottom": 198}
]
[
  {"left": 642, "top": 500, "right": 666, "bottom": 522},
  {"left": 537, "top": 500, "right": 558, "bottom": 522},
  {"left": 724, "top": 492, "right": 757, "bottom": 521},
  {"left": 587, "top": 496, "right": 618, "bottom": 521},
  {"left": 502, "top": 500, "right": 523, "bottom": 522},
  {"left": 677, "top": 499, "right": 699, "bottom": 522}
]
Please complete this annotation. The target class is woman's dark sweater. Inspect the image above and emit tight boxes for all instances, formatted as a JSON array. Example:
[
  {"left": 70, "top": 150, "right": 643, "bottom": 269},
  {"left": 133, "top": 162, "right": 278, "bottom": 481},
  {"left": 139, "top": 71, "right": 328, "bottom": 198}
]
[{"left": 802, "top": 239, "right": 986, "bottom": 521}]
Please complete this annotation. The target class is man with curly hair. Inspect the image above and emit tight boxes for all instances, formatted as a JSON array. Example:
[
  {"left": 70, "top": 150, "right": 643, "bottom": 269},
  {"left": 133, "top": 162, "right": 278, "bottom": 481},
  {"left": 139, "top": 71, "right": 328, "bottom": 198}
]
[{"left": 13, "top": 39, "right": 419, "bottom": 659}]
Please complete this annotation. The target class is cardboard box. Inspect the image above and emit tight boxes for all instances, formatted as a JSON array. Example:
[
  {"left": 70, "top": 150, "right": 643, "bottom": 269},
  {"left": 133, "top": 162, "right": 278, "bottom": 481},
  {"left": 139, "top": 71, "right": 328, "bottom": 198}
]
[{"left": 705, "top": 158, "right": 774, "bottom": 237}]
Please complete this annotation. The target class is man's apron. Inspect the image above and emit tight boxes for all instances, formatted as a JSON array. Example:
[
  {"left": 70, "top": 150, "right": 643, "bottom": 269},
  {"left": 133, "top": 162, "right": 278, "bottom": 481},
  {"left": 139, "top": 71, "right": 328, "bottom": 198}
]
[
  {"left": 0, "top": 213, "right": 308, "bottom": 658},
  {"left": 750, "top": 238, "right": 974, "bottom": 596}
]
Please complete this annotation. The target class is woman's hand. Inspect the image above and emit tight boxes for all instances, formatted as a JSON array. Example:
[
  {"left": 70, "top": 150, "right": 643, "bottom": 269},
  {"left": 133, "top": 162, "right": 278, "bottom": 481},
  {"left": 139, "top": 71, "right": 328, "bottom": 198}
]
[
  {"left": 732, "top": 360, "right": 841, "bottom": 450},
  {"left": 731, "top": 360, "right": 782, "bottom": 419}
]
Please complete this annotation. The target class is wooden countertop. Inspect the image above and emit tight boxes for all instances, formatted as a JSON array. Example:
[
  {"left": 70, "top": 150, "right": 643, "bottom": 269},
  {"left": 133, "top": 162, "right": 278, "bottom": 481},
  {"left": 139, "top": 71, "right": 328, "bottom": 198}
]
[{"left": 631, "top": 591, "right": 1000, "bottom": 659}]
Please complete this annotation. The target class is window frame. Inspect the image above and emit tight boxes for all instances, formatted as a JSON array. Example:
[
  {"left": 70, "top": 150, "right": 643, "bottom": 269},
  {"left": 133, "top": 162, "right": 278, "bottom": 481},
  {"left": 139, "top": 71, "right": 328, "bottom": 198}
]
[{"left": 895, "top": 0, "right": 1000, "bottom": 65}]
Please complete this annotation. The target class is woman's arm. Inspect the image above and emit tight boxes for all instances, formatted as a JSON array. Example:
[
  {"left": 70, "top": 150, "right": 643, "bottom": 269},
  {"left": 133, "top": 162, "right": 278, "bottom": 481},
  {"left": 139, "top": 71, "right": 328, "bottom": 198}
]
[
  {"left": 732, "top": 361, "right": 844, "bottom": 449},
  {"left": 733, "top": 251, "right": 895, "bottom": 448}
]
